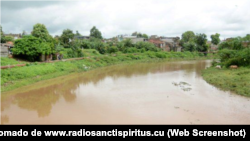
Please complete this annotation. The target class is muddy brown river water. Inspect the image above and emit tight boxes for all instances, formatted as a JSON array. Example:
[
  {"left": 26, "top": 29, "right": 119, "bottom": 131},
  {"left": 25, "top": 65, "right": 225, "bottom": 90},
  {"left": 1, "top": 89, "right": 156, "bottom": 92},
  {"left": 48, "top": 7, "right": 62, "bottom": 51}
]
[{"left": 1, "top": 60, "right": 250, "bottom": 124}]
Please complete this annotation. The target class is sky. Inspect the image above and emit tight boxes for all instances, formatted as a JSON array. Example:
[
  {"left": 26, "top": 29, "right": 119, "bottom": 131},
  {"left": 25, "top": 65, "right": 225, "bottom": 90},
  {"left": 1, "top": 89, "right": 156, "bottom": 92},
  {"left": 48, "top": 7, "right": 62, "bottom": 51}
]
[{"left": 1, "top": 0, "right": 250, "bottom": 40}]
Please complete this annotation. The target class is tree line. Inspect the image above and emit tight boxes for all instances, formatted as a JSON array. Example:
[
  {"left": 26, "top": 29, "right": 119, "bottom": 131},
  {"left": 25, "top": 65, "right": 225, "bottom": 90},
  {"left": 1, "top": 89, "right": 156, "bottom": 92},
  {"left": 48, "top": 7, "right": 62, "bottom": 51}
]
[{"left": 179, "top": 31, "right": 221, "bottom": 53}]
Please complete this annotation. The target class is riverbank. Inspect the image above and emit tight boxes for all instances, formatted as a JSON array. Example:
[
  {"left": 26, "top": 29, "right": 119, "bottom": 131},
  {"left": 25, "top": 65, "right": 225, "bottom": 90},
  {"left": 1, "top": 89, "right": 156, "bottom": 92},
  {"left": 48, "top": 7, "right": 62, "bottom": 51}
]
[
  {"left": 202, "top": 67, "right": 250, "bottom": 97},
  {"left": 1, "top": 51, "right": 215, "bottom": 92}
]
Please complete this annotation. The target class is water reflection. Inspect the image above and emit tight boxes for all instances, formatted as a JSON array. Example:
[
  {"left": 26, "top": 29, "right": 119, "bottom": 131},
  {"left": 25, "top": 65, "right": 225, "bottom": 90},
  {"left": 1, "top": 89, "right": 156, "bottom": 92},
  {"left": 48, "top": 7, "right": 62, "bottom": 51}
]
[{"left": 1, "top": 60, "right": 216, "bottom": 124}]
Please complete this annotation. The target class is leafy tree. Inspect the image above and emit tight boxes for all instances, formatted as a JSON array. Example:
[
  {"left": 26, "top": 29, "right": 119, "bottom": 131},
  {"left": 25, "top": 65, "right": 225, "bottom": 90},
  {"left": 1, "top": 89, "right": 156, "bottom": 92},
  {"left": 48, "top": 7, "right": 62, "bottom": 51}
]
[
  {"left": 22, "top": 30, "right": 27, "bottom": 36},
  {"left": 131, "top": 32, "right": 138, "bottom": 36},
  {"left": 142, "top": 34, "right": 148, "bottom": 39},
  {"left": 4, "top": 36, "right": 14, "bottom": 42},
  {"left": 12, "top": 36, "right": 53, "bottom": 61},
  {"left": 1, "top": 25, "right": 5, "bottom": 43},
  {"left": 219, "top": 37, "right": 244, "bottom": 50},
  {"left": 81, "top": 40, "right": 91, "bottom": 49},
  {"left": 75, "top": 30, "right": 81, "bottom": 36},
  {"left": 173, "top": 37, "right": 180, "bottom": 43},
  {"left": 60, "top": 29, "right": 74, "bottom": 48},
  {"left": 195, "top": 33, "right": 208, "bottom": 52},
  {"left": 89, "top": 37, "right": 102, "bottom": 42},
  {"left": 116, "top": 42, "right": 125, "bottom": 51},
  {"left": 183, "top": 42, "right": 196, "bottom": 52},
  {"left": 137, "top": 33, "right": 142, "bottom": 38},
  {"left": 180, "top": 31, "right": 195, "bottom": 46},
  {"left": 90, "top": 26, "right": 102, "bottom": 39},
  {"left": 243, "top": 34, "right": 250, "bottom": 48},
  {"left": 107, "top": 46, "right": 118, "bottom": 53},
  {"left": 210, "top": 33, "right": 221, "bottom": 45},
  {"left": 123, "top": 39, "right": 133, "bottom": 47},
  {"left": 55, "top": 43, "right": 64, "bottom": 53},
  {"left": 132, "top": 32, "right": 147, "bottom": 38},
  {"left": 67, "top": 40, "right": 84, "bottom": 57},
  {"left": 135, "top": 41, "right": 156, "bottom": 51},
  {"left": 31, "top": 23, "right": 52, "bottom": 42}
]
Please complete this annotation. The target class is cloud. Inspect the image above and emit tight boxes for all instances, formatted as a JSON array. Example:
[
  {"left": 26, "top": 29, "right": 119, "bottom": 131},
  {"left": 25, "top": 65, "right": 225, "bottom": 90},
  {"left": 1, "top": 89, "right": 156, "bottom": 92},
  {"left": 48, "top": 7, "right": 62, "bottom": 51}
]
[
  {"left": 1, "top": 0, "right": 250, "bottom": 39},
  {"left": 1, "top": 1, "right": 62, "bottom": 10}
]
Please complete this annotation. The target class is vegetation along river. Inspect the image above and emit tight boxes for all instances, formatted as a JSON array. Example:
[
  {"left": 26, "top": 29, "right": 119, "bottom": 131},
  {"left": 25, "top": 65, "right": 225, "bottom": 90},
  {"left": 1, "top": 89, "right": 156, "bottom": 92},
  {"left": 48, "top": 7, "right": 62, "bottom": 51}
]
[{"left": 1, "top": 60, "right": 250, "bottom": 124}]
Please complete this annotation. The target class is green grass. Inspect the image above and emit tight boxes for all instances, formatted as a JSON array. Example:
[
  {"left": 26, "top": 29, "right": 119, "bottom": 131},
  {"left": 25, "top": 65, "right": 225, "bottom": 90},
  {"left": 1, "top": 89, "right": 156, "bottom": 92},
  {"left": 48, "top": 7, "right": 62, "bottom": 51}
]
[
  {"left": 202, "top": 67, "right": 250, "bottom": 97},
  {"left": 0, "top": 57, "right": 24, "bottom": 66},
  {"left": 1, "top": 51, "right": 215, "bottom": 92},
  {"left": 82, "top": 49, "right": 101, "bottom": 57}
]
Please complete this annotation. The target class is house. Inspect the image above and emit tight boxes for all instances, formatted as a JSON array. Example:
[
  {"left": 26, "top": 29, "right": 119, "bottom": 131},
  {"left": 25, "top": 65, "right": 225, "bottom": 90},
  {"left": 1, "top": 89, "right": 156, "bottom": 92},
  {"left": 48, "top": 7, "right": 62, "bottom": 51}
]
[
  {"left": 207, "top": 41, "right": 218, "bottom": 51},
  {"left": 0, "top": 44, "right": 9, "bottom": 57},
  {"left": 243, "top": 41, "right": 250, "bottom": 47},
  {"left": 150, "top": 35, "right": 158, "bottom": 39},
  {"left": 3, "top": 33, "right": 22, "bottom": 40},
  {"left": 74, "top": 35, "right": 90, "bottom": 40},
  {"left": 148, "top": 39, "right": 170, "bottom": 51},
  {"left": 117, "top": 35, "right": 147, "bottom": 44},
  {"left": 160, "top": 37, "right": 181, "bottom": 52}
]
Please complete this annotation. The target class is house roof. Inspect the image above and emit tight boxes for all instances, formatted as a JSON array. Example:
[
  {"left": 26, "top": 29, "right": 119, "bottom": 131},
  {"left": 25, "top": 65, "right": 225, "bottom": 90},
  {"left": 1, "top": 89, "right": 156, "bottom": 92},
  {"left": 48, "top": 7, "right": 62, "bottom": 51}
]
[
  {"left": 6, "top": 41, "right": 14, "bottom": 45},
  {"left": 148, "top": 39, "right": 164, "bottom": 44},
  {"left": 160, "top": 38, "right": 174, "bottom": 43},
  {"left": 123, "top": 36, "right": 137, "bottom": 39}
]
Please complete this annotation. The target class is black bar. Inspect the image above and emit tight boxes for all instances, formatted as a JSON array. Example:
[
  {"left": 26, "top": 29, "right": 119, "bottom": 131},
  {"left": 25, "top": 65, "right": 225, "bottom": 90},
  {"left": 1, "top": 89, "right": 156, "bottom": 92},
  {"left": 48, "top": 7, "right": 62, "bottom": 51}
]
[{"left": 0, "top": 125, "right": 248, "bottom": 138}]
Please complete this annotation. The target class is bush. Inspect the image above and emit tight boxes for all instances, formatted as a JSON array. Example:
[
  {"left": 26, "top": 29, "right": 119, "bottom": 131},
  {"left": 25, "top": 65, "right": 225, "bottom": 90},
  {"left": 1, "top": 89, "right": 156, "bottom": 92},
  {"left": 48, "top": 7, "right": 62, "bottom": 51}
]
[
  {"left": 123, "top": 47, "right": 139, "bottom": 53},
  {"left": 155, "top": 52, "right": 166, "bottom": 58},
  {"left": 218, "top": 48, "right": 250, "bottom": 67},
  {"left": 107, "top": 46, "right": 118, "bottom": 54},
  {"left": 1, "top": 57, "right": 20, "bottom": 66}
]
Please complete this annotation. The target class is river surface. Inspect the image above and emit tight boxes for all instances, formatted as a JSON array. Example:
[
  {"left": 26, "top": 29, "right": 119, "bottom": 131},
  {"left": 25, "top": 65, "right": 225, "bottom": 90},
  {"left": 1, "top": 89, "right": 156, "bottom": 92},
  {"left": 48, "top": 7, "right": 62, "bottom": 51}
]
[{"left": 1, "top": 60, "right": 250, "bottom": 124}]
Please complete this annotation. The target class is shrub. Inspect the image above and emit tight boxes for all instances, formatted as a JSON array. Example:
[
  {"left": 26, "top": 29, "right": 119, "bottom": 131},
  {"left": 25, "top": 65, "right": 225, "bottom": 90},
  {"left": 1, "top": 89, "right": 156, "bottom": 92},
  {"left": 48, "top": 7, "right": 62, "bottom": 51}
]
[
  {"left": 107, "top": 46, "right": 118, "bottom": 54},
  {"left": 155, "top": 52, "right": 166, "bottom": 58}
]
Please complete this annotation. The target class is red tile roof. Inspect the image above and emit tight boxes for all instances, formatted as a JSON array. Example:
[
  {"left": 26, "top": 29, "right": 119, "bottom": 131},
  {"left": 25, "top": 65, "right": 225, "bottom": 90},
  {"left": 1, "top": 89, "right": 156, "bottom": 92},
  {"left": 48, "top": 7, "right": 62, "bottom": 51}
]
[
  {"left": 148, "top": 39, "right": 164, "bottom": 44},
  {"left": 6, "top": 41, "right": 14, "bottom": 45}
]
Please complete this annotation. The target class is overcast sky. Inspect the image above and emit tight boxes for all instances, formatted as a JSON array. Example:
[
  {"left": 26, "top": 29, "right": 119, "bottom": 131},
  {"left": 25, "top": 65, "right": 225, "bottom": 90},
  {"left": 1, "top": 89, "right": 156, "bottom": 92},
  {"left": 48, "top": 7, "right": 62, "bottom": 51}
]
[{"left": 1, "top": 0, "right": 250, "bottom": 40}]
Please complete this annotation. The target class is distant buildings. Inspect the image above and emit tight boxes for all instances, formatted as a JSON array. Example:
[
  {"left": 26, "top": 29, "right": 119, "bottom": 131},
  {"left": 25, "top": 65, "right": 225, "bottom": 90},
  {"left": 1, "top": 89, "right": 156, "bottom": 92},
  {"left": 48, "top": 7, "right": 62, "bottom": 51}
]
[
  {"left": 148, "top": 39, "right": 169, "bottom": 51},
  {"left": 0, "top": 42, "right": 14, "bottom": 57},
  {"left": 117, "top": 35, "right": 148, "bottom": 44},
  {"left": 3, "top": 33, "right": 22, "bottom": 40},
  {"left": 160, "top": 37, "right": 181, "bottom": 52},
  {"left": 74, "top": 35, "right": 90, "bottom": 40},
  {"left": 116, "top": 34, "right": 182, "bottom": 52},
  {"left": 207, "top": 41, "right": 218, "bottom": 51}
]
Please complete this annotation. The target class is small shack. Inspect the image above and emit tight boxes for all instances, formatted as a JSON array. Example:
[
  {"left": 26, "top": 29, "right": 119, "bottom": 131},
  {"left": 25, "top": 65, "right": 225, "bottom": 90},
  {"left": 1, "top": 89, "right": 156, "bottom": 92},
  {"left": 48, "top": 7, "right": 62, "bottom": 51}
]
[{"left": 0, "top": 44, "right": 9, "bottom": 57}]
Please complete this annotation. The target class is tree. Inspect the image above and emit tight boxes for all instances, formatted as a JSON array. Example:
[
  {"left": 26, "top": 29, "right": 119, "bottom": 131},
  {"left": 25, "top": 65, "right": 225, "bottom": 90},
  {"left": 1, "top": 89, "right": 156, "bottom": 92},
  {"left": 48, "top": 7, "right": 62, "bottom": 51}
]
[
  {"left": 142, "top": 34, "right": 148, "bottom": 39},
  {"left": 218, "top": 37, "right": 244, "bottom": 50},
  {"left": 76, "top": 30, "right": 81, "bottom": 36},
  {"left": 1, "top": 25, "right": 5, "bottom": 43},
  {"left": 22, "top": 30, "right": 27, "bottom": 36},
  {"left": 243, "top": 34, "right": 250, "bottom": 48},
  {"left": 4, "top": 36, "right": 14, "bottom": 42},
  {"left": 12, "top": 36, "right": 53, "bottom": 61},
  {"left": 173, "top": 37, "right": 180, "bottom": 43},
  {"left": 60, "top": 29, "right": 74, "bottom": 48},
  {"left": 132, "top": 32, "right": 138, "bottom": 36},
  {"left": 123, "top": 39, "right": 133, "bottom": 47},
  {"left": 211, "top": 33, "right": 221, "bottom": 45},
  {"left": 137, "top": 33, "right": 142, "bottom": 38},
  {"left": 195, "top": 33, "right": 208, "bottom": 52},
  {"left": 90, "top": 26, "right": 102, "bottom": 39},
  {"left": 31, "top": 23, "right": 52, "bottom": 42},
  {"left": 183, "top": 42, "right": 196, "bottom": 52},
  {"left": 132, "top": 32, "right": 146, "bottom": 38},
  {"left": 180, "top": 31, "right": 195, "bottom": 46},
  {"left": 181, "top": 31, "right": 195, "bottom": 42}
]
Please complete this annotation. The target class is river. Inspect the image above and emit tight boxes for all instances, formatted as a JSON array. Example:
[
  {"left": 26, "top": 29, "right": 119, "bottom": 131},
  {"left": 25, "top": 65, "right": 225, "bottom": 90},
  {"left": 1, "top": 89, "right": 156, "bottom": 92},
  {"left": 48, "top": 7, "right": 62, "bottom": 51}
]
[{"left": 1, "top": 60, "right": 250, "bottom": 124}]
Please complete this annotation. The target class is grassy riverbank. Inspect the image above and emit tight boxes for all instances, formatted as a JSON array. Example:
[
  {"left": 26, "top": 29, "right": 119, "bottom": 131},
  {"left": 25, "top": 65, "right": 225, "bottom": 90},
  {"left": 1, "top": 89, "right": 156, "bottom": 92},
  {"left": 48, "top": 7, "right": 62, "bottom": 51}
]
[
  {"left": 1, "top": 50, "right": 215, "bottom": 92},
  {"left": 202, "top": 67, "right": 250, "bottom": 97},
  {"left": 0, "top": 57, "right": 28, "bottom": 66}
]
